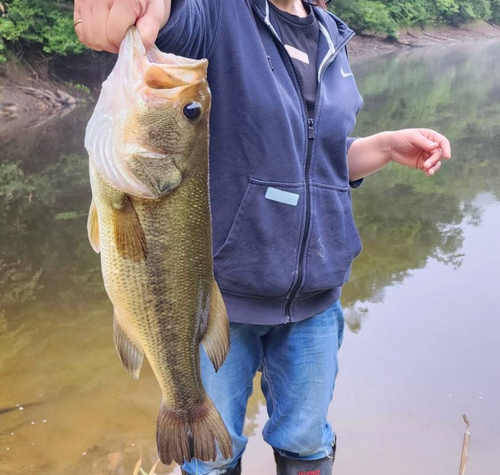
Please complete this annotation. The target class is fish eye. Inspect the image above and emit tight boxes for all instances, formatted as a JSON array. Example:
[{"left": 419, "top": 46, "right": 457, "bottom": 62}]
[{"left": 183, "top": 102, "right": 202, "bottom": 122}]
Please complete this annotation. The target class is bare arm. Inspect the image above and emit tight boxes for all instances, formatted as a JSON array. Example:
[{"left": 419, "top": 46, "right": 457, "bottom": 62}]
[
  {"left": 73, "top": 0, "right": 172, "bottom": 53},
  {"left": 348, "top": 129, "right": 452, "bottom": 182}
]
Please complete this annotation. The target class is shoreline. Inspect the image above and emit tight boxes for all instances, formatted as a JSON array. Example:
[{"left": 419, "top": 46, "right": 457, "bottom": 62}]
[
  {"left": 1, "top": 20, "right": 500, "bottom": 139},
  {"left": 0, "top": 72, "right": 89, "bottom": 139},
  {"left": 348, "top": 19, "right": 500, "bottom": 61}
]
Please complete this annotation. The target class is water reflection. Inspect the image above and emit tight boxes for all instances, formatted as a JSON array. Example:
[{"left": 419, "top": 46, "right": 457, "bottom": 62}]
[
  {"left": 1, "top": 39, "right": 500, "bottom": 474},
  {"left": 343, "top": 40, "right": 500, "bottom": 328}
]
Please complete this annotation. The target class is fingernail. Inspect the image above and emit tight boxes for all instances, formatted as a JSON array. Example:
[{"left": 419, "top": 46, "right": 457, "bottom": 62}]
[{"left": 430, "top": 169, "right": 435, "bottom": 176}]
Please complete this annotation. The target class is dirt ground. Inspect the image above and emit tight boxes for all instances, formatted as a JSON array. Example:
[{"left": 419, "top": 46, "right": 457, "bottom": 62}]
[{"left": 0, "top": 62, "right": 85, "bottom": 139}]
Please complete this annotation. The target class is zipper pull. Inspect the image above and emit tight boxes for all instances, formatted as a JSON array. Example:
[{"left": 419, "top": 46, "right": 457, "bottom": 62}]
[{"left": 308, "top": 118, "right": 315, "bottom": 139}]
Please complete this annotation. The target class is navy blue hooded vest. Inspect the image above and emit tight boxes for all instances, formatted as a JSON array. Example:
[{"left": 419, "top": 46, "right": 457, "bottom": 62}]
[{"left": 156, "top": 0, "right": 364, "bottom": 325}]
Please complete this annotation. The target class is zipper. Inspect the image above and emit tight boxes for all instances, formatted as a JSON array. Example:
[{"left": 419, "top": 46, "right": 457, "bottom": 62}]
[
  {"left": 283, "top": 33, "right": 355, "bottom": 323},
  {"left": 267, "top": 55, "right": 274, "bottom": 71},
  {"left": 256, "top": 3, "right": 354, "bottom": 323},
  {"left": 283, "top": 114, "right": 314, "bottom": 323}
]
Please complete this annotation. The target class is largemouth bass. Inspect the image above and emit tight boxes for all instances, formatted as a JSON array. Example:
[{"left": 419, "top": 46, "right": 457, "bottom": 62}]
[{"left": 85, "top": 28, "right": 232, "bottom": 465}]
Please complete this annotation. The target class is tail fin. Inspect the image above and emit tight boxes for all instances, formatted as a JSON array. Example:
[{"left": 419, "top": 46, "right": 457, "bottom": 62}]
[{"left": 156, "top": 395, "right": 233, "bottom": 465}]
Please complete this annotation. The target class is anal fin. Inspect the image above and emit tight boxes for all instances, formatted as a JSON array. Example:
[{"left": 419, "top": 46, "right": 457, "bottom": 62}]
[
  {"left": 201, "top": 281, "right": 230, "bottom": 372},
  {"left": 113, "top": 312, "right": 144, "bottom": 380}
]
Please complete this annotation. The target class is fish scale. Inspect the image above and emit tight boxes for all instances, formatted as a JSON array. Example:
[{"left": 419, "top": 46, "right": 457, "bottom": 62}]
[
  {"left": 93, "top": 169, "right": 212, "bottom": 409},
  {"left": 85, "top": 27, "right": 232, "bottom": 466}
]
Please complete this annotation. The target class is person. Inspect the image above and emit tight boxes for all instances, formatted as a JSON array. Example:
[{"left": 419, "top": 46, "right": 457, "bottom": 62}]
[{"left": 74, "top": 0, "right": 451, "bottom": 473}]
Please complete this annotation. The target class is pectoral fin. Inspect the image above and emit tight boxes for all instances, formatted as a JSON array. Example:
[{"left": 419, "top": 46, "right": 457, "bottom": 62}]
[
  {"left": 113, "top": 312, "right": 144, "bottom": 380},
  {"left": 201, "top": 281, "right": 230, "bottom": 372},
  {"left": 87, "top": 199, "right": 100, "bottom": 253},
  {"left": 113, "top": 195, "right": 147, "bottom": 262}
]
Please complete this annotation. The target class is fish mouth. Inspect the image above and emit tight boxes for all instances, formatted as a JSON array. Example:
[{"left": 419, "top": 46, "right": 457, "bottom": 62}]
[
  {"left": 121, "top": 27, "right": 210, "bottom": 103},
  {"left": 146, "top": 49, "right": 208, "bottom": 88},
  {"left": 144, "top": 56, "right": 207, "bottom": 88},
  {"left": 140, "top": 36, "right": 210, "bottom": 103},
  {"left": 142, "top": 63, "right": 210, "bottom": 104},
  {"left": 146, "top": 48, "right": 208, "bottom": 80}
]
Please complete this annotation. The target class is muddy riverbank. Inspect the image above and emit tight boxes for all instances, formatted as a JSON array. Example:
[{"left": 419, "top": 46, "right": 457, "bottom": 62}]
[
  {"left": 0, "top": 71, "right": 86, "bottom": 139},
  {"left": 348, "top": 19, "right": 500, "bottom": 61},
  {"left": 1, "top": 19, "right": 499, "bottom": 139}
]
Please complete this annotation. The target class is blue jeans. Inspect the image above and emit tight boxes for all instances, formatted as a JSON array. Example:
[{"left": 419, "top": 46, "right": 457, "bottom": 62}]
[{"left": 182, "top": 301, "right": 345, "bottom": 475}]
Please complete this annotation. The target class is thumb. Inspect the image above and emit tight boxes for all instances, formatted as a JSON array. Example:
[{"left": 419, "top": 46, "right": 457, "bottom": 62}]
[
  {"left": 136, "top": 0, "right": 165, "bottom": 51},
  {"left": 411, "top": 132, "right": 440, "bottom": 153}
]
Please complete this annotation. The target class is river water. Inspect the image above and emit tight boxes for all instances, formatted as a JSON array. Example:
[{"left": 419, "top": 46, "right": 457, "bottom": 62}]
[{"left": 1, "top": 40, "right": 499, "bottom": 475}]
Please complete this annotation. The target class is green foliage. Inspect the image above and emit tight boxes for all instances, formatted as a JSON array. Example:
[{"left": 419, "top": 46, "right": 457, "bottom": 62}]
[
  {"left": 331, "top": 0, "right": 500, "bottom": 35},
  {"left": 1, "top": 0, "right": 498, "bottom": 64},
  {"left": 0, "top": 0, "right": 498, "bottom": 63},
  {"left": 492, "top": 0, "right": 500, "bottom": 21},
  {"left": 440, "top": 0, "right": 491, "bottom": 24},
  {"left": 65, "top": 80, "right": 91, "bottom": 94},
  {"left": 0, "top": 0, "right": 84, "bottom": 62},
  {"left": 0, "top": 39, "right": 6, "bottom": 63},
  {"left": 334, "top": 0, "right": 399, "bottom": 35}
]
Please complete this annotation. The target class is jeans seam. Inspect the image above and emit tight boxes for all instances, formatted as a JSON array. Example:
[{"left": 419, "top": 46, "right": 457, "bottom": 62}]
[{"left": 261, "top": 355, "right": 278, "bottom": 440}]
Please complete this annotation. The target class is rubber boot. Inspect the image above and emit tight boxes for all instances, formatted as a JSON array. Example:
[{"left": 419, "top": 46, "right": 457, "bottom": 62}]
[
  {"left": 274, "top": 443, "right": 336, "bottom": 475},
  {"left": 181, "top": 458, "right": 241, "bottom": 475}
]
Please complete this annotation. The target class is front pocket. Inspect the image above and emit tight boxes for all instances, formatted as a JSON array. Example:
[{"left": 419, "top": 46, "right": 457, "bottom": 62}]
[
  {"left": 214, "top": 179, "right": 304, "bottom": 298},
  {"left": 302, "top": 185, "right": 362, "bottom": 294}
]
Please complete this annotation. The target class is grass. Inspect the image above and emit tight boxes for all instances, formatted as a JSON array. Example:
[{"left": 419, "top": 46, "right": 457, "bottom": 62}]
[{"left": 132, "top": 456, "right": 161, "bottom": 475}]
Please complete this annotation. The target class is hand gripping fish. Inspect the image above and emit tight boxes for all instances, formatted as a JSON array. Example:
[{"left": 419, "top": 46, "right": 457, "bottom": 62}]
[{"left": 85, "top": 27, "right": 232, "bottom": 465}]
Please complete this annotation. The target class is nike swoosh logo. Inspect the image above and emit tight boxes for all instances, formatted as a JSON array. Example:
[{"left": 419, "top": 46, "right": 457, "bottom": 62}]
[{"left": 341, "top": 68, "right": 353, "bottom": 78}]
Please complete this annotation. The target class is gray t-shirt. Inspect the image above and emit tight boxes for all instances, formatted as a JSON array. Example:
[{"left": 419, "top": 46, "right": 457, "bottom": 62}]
[{"left": 269, "top": 2, "right": 320, "bottom": 117}]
